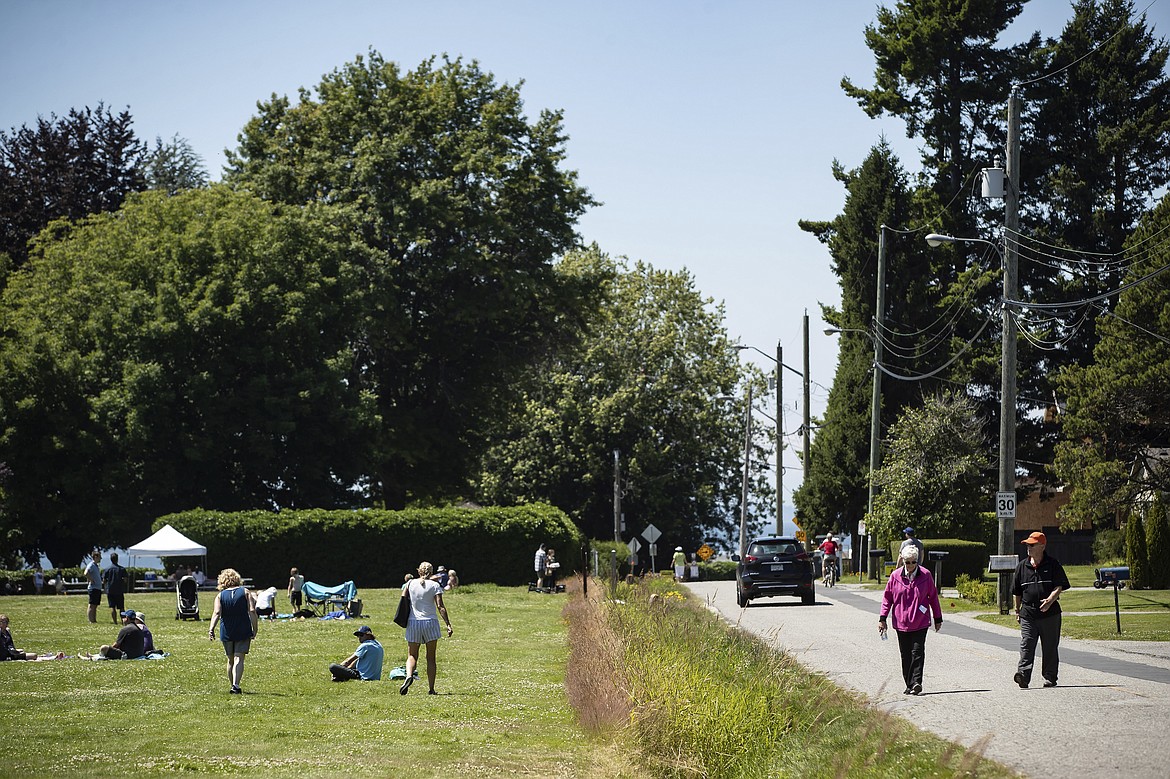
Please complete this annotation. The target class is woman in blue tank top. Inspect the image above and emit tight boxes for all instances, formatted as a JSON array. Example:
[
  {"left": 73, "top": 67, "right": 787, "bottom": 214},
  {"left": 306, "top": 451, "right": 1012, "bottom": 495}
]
[{"left": 208, "top": 568, "right": 258, "bottom": 694}]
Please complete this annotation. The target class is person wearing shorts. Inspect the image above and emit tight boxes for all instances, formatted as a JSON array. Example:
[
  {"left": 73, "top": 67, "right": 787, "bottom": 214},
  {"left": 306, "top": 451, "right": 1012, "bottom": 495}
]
[
  {"left": 84, "top": 550, "right": 102, "bottom": 623},
  {"left": 400, "top": 562, "right": 453, "bottom": 695},
  {"left": 103, "top": 552, "right": 127, "bottom": 623},
  {"left": 288, "top": 567, "right": 304, "bottom": 610},
  {"left": 208, "top": 568, "right": 258, "bottom": 694}
]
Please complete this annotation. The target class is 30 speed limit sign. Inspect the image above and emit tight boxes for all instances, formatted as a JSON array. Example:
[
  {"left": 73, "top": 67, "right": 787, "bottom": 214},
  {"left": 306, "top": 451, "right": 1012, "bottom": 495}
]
[{"left": 996, "top": 491, "right": 1017, "bottom": 519}]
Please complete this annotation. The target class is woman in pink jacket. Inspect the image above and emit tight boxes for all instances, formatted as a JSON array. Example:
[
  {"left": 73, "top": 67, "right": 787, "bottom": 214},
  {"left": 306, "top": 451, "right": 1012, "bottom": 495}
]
[{"left": 878, "top": 546, "right": 943, "bottom": 695}]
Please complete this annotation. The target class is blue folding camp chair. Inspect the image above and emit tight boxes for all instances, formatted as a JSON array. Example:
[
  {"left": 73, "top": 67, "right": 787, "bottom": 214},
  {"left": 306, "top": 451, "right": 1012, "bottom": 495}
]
[{"left": 301, "top": 580, "right": 359, "bottom": 617}]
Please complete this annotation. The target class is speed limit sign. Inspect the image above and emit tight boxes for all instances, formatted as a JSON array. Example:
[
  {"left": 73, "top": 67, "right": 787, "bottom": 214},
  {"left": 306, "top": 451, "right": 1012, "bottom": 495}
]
[{"left": 996, "top": 491, "right": 1017, "bottom": 519}]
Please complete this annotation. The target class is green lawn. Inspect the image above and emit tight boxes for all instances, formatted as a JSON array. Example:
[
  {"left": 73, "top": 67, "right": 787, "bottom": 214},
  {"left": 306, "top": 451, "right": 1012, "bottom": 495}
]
[
  {"left": 977, "top": 612, "right": 1170, "bottom": 640},
  {"left": 0, "top": 586, "right": 606, "bottom": 779}
]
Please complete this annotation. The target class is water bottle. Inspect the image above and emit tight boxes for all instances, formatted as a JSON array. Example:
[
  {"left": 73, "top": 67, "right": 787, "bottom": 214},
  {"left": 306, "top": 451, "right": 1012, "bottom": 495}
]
[{"left": 880, "top": 629, "right": 888, "bottom": 641}]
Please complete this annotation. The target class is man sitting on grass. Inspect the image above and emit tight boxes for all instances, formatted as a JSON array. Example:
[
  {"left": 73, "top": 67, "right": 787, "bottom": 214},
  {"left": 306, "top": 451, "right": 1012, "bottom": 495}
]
[
  {"left": 92, "top": 610, "right": 145, "bottom": 660},
  {"left": 329, "top": 625, "right": 384, "bottom": 681}
]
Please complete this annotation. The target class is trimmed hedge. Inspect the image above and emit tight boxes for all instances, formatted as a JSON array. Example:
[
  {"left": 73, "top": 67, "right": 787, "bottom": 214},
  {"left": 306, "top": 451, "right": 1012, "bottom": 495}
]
[
  {"left": 888, "top": 538, "right": 989, "bottom": 587},
  {"left": 156, "top": 504, "right": 582, "bottom": 590},
  {"left": 0, "top": 567, "right": 159, "bottom": 595}
]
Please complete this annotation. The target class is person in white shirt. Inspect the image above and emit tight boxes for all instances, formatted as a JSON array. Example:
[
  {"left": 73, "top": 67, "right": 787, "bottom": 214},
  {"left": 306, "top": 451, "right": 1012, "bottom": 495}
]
[{"left": 254, "top": 586, "right": 278, "bottom": 617}]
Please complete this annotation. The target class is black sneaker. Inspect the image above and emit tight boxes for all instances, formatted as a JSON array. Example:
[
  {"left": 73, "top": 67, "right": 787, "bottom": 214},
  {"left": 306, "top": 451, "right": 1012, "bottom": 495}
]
[
  {"left": 903, "top": 687, "right": 913, "bottom": 695},
  {"left": 230, "top": 685, "right": 242, "bottom": 695},
  {"left": 1043, "top": 679, "right": 1057, "bottom": 688},
  {"left": 1013, "top": 672, "right": 1028, "bottom": 689},
  {"left": 912, "top": 683, "right": 922, "bottom": 695},
  {"left": 428, "top": 690, "right": 438, "bottom": 695},
  {"left": 399, "top": 676, "right": 414, "bottom": 695}
]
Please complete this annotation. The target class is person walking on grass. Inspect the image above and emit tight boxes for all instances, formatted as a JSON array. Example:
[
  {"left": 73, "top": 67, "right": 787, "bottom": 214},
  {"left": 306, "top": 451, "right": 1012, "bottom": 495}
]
[
  {"left": 288, "top": 567, "right": 305, "bottom": 611},
  {"left": 84, "top": 550, "right": 102, "bottom": 623},
  {"left": 878, "top": 546, "right": 943, "bottom": 695},
  {"left": 400, "top": 561, "right": 453, "bottom": 696},
  {"left": 1012, "top": 532, "right": 1071, "bottom": 689},
  {"left": 208, "top": 568, "right": 258, "bottom": 695}
]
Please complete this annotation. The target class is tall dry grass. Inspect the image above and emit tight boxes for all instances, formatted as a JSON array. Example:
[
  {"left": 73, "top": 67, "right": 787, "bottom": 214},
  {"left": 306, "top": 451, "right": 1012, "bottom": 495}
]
[{"left": 563, "top": 575, "right": 1016, "bottom": 778}]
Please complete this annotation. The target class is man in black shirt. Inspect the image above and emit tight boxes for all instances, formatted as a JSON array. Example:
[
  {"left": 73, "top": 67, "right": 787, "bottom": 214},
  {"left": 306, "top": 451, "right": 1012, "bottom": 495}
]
[
  {"left": 103, "top": 553, "right": 127, "bottom": 624},
  {"left": 99, "top": 610, "right": 145, "bottom": 660},
  {"left": 1011, "top": 532, "right": 1071, "bottom": 688}
]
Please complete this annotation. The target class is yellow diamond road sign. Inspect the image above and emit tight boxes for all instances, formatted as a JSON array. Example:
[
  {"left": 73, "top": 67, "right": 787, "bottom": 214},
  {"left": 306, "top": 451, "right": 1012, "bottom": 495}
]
[{"left": 696, "top": 544, "right": 715, "bottom": 561}]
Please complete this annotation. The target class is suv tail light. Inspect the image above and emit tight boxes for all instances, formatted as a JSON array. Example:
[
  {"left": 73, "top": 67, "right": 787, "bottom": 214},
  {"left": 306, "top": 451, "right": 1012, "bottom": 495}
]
[
  {"left": 744, "top": 554, "right": 759, "bottom": 563},
  {"left": 794, "top": 552, "right": 810, "bottom": 562}
]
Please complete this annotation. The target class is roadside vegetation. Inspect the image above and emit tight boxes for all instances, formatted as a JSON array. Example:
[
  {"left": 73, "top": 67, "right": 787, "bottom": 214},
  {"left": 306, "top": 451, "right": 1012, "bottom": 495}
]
[{"left": 572, "top": 575, "right": 1016, "bottom": 778}]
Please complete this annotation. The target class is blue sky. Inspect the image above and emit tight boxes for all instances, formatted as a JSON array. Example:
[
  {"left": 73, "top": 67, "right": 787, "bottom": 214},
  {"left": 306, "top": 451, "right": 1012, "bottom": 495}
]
[{"left": 3, "top": 1, "right": 1142, "bottom": 544}]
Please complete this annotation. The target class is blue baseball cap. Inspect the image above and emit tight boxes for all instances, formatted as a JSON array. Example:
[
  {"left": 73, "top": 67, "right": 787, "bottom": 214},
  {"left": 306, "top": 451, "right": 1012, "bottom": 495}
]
[
  {"left": 353, "top": 625, "right": 374, "bottom": 637},
  {"left": 903, "top": 527, "right": 914, "bottom": 535}
]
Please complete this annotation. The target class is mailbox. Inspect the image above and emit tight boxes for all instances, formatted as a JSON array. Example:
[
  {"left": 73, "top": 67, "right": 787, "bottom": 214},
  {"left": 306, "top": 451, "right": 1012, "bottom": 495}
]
[
  {"left": 927, "top": 550, "right": 949, "bottom": 561},
  {"left": 868, "top": 549, "right": 887, "bottom": 558},
  {"left": 1095, "top": 566, "right": 1130, "bottom": 587}
]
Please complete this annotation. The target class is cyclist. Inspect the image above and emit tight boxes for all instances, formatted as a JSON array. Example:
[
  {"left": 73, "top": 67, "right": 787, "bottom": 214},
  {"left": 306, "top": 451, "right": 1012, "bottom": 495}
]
[{"left": 818, "top": 534, "right": 841, "bottom": 587}]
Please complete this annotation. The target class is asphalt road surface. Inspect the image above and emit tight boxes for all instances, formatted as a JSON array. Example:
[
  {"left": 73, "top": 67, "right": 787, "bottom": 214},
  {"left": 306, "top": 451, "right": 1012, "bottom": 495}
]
[{"left": 685, "top": 579, "right": 1170, "bottom": 778}]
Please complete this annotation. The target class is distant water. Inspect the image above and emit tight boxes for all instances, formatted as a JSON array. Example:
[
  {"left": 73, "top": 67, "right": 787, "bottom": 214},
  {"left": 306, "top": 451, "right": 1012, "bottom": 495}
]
[{"left": 39, "top": 548, "right": 165, "bottom": 571}]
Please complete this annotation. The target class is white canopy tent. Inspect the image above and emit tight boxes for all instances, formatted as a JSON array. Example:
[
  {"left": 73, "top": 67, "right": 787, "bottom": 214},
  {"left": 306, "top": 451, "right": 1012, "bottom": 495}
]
[{"left": 126, "top": 524, "right": 207, "bottom": 570}]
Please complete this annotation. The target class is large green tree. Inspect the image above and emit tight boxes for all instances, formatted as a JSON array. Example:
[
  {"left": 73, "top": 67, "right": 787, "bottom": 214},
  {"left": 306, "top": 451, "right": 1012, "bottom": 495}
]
[
  {"left": 224, "top": 52, "right": 597, "bottom": 508},
  {"left": 0, "top": 187, "right": 375, "bottom": 566},
  {"left": 1052, "top": 192, "right": 1170, "bottom": 529},
  {"left": 476, "top": 249, "right": 767, "bottom": 551}
]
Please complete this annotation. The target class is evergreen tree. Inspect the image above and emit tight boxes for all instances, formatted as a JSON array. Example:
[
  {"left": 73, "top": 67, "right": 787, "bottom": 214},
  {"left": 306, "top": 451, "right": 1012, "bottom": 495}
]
[
  {"left": 1145, "top": 496, "right": 1170, "bottom": 590},
  {"left": 0, "top": 103, "right": 147, "bottom": 274},
  {"left": 1053, "top": 193, "right": 1170, "bottom": 528},
  {"left": 795, "top": 142, "right": 976, "bottom": 541},
  {"left": 1126, "top": 510, "right": 1148, "bottom": 589}
]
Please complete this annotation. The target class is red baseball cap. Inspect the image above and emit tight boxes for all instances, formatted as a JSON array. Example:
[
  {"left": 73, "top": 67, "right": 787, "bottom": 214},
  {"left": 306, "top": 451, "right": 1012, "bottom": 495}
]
[{"left": 1022, "top": 532, "right": 1047, "bottom": 545}]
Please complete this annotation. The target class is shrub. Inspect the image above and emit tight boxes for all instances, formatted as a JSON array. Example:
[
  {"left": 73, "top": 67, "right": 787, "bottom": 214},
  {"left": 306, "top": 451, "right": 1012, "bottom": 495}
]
[
  {"left": 955, "top": 573, "right": 996, "bottom": 606},
  {"left": 890, "top": 538, "right": 988, "bottom": 587},
  {"left": 1093, "top": 528, "right": 1126, "bottom": 564},
  {"left": 160, "top": 504, "right": 581, "bottom": 589},
  {"left": 698, "top": 559, "right": 737, "bottom": 580}
]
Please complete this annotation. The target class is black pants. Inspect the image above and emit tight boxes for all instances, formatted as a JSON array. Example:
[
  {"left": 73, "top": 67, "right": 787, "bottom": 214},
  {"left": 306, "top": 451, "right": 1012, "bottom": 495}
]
[
  {"left": 329, "top": 663, "right": 361, "bottom": 681},
  {"left": 1018, "top": 613, "right": 1061, "bottom": 684},
  {"left": 896, "top": 628, "right": 928, "bottom": 689}
]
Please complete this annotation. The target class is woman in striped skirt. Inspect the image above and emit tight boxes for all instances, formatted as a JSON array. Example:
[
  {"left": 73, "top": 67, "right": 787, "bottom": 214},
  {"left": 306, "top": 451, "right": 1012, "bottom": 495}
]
[{"left": 400, "top": 561, "right": 453, "bottom": 695}]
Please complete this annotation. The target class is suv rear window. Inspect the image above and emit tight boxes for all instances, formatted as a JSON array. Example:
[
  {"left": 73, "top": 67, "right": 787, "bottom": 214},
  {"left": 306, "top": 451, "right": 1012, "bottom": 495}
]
[{"left": 750, "top": 542, "right": 797, "bottom": 557}]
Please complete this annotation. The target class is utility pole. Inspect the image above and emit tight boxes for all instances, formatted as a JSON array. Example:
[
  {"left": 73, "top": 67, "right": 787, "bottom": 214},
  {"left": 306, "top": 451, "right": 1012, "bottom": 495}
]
[
  {"left": 613, "top": 449, "right": 622, "bottom": 543},
  {"left": 867, "top": 226, "right": 887, "bottom": 578},
  {"left": 998, "top": 87, "right": 1021, "bottom": 614},
  {"left": 802, "top": 312, "right": 811, "bottom": 484},
  {"left": 776, "top": 341, "right": 783, "bottom": 536},
  {"left": 740, "top": 383, "right": 752, "bottom": 558}
]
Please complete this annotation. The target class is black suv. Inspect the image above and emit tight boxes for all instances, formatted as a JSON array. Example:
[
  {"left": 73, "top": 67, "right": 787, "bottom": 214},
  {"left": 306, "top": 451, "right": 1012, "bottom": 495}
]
[{"left": 732, "top": 536, "right": 815, "bottom": 607}]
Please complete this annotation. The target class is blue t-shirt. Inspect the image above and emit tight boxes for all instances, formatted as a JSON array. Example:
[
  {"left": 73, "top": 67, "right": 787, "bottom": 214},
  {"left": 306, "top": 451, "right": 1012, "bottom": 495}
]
[{"left": 354, "top": 638, "right": 384, "bottom": 680}]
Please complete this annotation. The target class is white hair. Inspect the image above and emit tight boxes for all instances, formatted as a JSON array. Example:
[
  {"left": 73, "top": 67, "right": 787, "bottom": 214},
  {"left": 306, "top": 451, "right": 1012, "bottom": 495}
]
[{"left": 900, "top": 546, "right": 920, "bottom": 563}]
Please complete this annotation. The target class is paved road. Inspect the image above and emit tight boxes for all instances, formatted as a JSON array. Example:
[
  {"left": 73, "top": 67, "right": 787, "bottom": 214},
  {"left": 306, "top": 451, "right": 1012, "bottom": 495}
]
[{"left": 685, "top": 580, "right": 1170, "bottom": 778}]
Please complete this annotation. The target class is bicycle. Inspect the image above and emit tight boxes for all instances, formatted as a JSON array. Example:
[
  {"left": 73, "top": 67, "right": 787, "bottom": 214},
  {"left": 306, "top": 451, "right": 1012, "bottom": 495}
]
[{"left": 822, "top": 556, "right": 838, "bottom": 587}]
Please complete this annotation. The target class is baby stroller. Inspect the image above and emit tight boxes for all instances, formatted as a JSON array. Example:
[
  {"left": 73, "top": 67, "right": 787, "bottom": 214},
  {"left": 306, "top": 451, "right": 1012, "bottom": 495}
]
[{"left": 175, "top": 575, "right": 200, "bottom": 620}]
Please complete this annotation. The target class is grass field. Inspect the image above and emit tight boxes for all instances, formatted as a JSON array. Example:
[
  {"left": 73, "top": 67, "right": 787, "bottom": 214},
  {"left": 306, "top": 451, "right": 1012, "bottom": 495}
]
[{"left": 0, "top": 586, "right": 606, "bottom": 779}]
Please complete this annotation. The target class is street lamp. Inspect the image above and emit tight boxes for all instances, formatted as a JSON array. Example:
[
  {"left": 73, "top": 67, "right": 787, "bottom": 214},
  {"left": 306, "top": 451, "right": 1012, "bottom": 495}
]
[
  {"left": 824, "top": 326, "right": 882, "bottom": 578},
  {"left": 925, "top": 232, "right": 1015, "bottom": 613}
]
